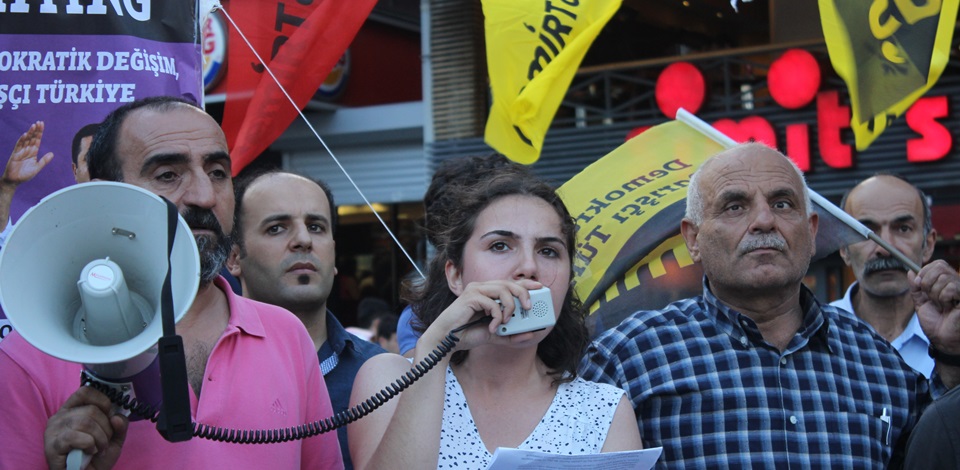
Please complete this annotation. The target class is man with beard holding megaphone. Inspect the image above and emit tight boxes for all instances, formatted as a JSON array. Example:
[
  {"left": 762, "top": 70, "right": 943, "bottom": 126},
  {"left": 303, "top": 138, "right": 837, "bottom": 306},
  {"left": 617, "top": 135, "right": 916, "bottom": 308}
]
[{"left": 0, "top": 96, "right": 343, "bottom": 469}]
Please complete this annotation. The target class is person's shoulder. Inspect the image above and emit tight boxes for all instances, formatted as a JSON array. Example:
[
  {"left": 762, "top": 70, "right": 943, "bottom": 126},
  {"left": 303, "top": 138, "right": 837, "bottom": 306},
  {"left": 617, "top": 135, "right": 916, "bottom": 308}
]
[
  {"left": 593, "top": 296, "right": 704, "bottom": 343},
  {"left": 568, "top": 376, "right": 626, "bottom": 398},
  {"left": 933, "top": 383, "right": 960, "bottom": 408},
  {"left": 823, "top": 301, "right": 860, "bottom": 324},
  {"left": 821, "top": 303, "right": 918, "bottom": 375},
  {"left": 0, "top": 331, "right": 79, "bottom": 400},
  {"left": 346, "top": 331, "right": 387, "bottom": 359},
  {"left": 235, "top": 295, "right": 304, "bottom": 328},
  {"left": 828, "top": 298, "right": 852, "bottom": 315},
  {"left": 821, "top": 303, "right": 891, "bottom": 345},
  {"left": 0, "top": 330, "right": 73, "bottom": 371},
  {"left": 229, "top": 296, "right": 317, "bottom": 356},
  {"left": 356, "top": 352, "right": 414, "bottom": 379},
  {"left": 905, "top": 382, "right": 960, "bottom": 467}
]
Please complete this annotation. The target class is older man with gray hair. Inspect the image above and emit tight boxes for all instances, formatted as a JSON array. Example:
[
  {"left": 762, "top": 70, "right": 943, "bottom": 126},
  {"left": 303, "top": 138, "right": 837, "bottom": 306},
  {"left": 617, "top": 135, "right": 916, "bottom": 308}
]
[{"left": 580, "top": 142, "right": 960, "bottom": 468}]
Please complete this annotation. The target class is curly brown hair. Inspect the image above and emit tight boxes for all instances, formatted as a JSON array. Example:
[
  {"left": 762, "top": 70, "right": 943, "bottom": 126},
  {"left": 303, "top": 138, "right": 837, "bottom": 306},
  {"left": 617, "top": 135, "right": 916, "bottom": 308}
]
[{"left": 406, "top": 161, "right": 588, "bottom": 384}]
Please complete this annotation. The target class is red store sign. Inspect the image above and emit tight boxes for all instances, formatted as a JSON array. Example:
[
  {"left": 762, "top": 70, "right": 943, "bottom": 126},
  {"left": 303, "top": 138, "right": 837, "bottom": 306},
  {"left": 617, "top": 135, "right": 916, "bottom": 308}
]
[{"left": 630, "top": 49, "right": 952, "bottom": 171}]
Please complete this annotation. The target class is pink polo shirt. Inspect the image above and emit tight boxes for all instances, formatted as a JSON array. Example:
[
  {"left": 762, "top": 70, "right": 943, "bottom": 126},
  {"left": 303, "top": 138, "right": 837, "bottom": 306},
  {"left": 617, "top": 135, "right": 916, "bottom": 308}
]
[{"left": 0, "top": 277, "right": 343, "bottom": 469}]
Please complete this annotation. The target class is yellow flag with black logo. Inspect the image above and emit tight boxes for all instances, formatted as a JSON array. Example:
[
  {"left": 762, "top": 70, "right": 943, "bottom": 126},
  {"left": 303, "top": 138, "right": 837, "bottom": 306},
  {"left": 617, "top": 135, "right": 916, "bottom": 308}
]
[
  {"left": 483, "top": 0, "right": 621, "bottom": 164},
  {"left": 819, "top": 0, "right": 959, "bottom": 150},
  {"left": 557, "top": 120, "right": 724, "bottom": 332}
]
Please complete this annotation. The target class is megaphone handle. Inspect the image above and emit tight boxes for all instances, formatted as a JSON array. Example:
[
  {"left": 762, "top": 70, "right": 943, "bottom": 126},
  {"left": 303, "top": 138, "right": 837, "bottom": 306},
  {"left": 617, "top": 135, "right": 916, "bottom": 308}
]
[{"left": 66, "top": 449, "right": 91, "bottom": 470}]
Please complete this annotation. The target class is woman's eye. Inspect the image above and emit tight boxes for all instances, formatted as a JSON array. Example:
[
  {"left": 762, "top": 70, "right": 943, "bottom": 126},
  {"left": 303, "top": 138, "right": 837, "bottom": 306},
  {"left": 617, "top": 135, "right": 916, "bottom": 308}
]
[
  {"left": 540, "top": 247, "right": 560, "bottom": 258},
  {"left": 490, "top": 241, "right": 509, "bottom": 252}
]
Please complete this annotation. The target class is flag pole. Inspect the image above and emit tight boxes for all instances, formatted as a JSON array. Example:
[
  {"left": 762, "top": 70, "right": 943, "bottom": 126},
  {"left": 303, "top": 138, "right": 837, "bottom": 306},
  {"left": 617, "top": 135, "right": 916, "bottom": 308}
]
[
  {"left": 215, "top": 3, "right": 424, "bottom": 279},
  {"left": 674, "top": 108, "right": 922, "bottom": 273}
]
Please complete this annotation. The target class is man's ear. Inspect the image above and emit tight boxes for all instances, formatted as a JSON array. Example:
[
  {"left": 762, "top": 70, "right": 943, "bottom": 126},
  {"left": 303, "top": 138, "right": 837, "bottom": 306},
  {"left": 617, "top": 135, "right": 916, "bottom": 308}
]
[
  {"left": 839, "top": 245, "right": 851, "bottom": 265},
  {"left": 226, "top": 245, "right": 243, "bottom": 278},
  {"left": 445, "top": 260, "right": 463, "bottom": 296},
  {"left": 680, "top": 218, "right": 701, "bottom": 262},
  {"left": 807, "top": 211, "right": 819, "bottom": 258}
]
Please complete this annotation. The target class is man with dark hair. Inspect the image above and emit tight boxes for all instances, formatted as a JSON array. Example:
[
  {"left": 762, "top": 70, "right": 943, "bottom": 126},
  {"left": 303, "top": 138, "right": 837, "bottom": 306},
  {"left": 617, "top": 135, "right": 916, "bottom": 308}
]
[
  {"left": 372, "top": 314, "right": 399, "bottom": 354},
  {"left": 70, "top": 122, "right": 99, "bottom": 184},
  {"left": 581, "top": 143, "right": 960, "bottom": 468},
  {"left": 831, "top": 174, "right": 945, "bottom": 378},
  {"left": 0, "top": 97, "right": 343, "bottom": 469},
  {"left": 227, "top": 170, "right": 383, "bottom": 470}
]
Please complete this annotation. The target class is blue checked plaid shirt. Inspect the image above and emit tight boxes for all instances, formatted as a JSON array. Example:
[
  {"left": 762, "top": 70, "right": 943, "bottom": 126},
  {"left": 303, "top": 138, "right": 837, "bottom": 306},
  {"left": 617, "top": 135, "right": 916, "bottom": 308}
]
[{"left": 580, "top": 280, "right": 928, "bottom": 469}]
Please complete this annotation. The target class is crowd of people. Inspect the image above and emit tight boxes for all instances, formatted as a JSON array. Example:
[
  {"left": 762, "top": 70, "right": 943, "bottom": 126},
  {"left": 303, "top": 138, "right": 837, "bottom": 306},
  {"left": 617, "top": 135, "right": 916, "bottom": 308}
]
[{"left": 0, "top": 96, "right": 957, "bottom": 469}]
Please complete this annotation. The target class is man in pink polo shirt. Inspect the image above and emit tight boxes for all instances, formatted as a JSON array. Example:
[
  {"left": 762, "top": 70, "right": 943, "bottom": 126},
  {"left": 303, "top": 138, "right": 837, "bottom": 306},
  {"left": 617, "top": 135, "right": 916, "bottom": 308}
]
[{"left": 0, "top": 96, "right": 343, "bottom": 469}]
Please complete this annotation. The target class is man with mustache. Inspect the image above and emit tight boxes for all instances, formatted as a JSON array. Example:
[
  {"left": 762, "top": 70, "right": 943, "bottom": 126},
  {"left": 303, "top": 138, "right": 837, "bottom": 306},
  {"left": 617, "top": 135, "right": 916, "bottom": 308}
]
[
  {"left": 831, "top": 174, "right": 958, "bottom": 378},
  {"left": 227, "top": 170, "right": 384, "bottom": 469},
  {"left": 580, "top": 143, "right": 960, "bottom": 468},
  {"left": 0, "top": 97, "right": 343, "bottom": 469}
]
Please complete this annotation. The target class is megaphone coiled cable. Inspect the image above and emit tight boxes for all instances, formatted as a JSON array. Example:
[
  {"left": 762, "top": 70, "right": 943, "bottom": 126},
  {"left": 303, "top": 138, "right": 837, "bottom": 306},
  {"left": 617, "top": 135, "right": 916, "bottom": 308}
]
[{"left": 82, "top": 319, "right": 482, "bottom": 444}]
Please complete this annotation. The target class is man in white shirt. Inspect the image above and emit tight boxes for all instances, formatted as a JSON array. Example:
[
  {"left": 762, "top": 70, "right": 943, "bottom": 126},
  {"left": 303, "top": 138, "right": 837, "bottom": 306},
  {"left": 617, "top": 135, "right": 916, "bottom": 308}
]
[{"left": 831, "top": 173, "right": 939, "bottom": 377}]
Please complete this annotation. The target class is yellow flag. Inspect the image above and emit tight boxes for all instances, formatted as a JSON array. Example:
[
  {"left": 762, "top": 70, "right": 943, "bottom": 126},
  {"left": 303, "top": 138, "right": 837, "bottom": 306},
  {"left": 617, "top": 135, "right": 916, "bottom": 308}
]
[
  {"left": 819, "top": 0, "right": 959, "bottom": 150},
  {"left": 483, "top": 0, "right": 621, "bottom": 164},
  {"left": 557, "top": 120, "right": 724, "bottom": 330}
]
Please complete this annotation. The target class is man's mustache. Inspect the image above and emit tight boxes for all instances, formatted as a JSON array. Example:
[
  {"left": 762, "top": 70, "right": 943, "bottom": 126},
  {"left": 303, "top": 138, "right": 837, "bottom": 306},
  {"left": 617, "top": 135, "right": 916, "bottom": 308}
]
[
  {"left": 863, "top": 256, "right": 908, "bottom": 275},
  {"left": 738, "top": 233, "right": 786, "bottom": 255},
  {"left": 182, "top": 208, "right": 224, "bottom": 236}
]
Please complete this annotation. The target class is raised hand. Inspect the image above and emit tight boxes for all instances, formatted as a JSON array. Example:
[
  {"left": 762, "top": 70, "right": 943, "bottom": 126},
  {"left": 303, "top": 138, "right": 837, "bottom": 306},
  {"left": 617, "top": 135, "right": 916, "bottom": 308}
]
[
  {"left": 3, "top": 121, "right": 55, "bottom": 186},
  {"left": 910, "top": 260, "right": 960, "bottom": 389},
  {"left": 911, "top": 261, "right": 960, "bottom": 352}
]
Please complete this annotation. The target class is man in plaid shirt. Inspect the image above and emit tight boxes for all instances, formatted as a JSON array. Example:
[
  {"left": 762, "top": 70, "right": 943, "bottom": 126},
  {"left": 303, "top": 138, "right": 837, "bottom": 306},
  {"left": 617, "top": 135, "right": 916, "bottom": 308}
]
[{"left": 581, "top": 143, "right": 960, "bottom": 469}]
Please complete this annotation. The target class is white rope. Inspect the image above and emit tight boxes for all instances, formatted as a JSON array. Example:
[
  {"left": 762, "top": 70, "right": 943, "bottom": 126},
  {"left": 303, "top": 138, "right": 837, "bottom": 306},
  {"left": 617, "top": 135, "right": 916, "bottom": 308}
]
[{"left": 212, "top": 3, "right": 425, "bottom": 278}]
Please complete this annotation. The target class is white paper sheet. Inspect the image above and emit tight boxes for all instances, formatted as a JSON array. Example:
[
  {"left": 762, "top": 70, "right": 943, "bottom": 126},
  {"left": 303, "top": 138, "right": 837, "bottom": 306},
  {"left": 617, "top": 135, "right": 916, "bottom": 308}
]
[{"left": 484, "top": 447, "right": 662, "bottom": 470}]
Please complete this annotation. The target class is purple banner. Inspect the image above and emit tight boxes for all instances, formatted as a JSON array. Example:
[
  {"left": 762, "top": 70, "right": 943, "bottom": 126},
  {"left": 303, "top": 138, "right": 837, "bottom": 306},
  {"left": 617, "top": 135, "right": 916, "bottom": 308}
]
[{"left": 0, "top": 1, "right": 202, "bottom": 340}]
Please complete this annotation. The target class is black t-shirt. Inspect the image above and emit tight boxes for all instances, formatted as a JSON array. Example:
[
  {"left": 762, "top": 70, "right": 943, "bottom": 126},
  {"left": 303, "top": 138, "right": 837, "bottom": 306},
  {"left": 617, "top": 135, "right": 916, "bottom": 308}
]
[{"left": 904, "top": 384, "right": 960, "bottom": 469}]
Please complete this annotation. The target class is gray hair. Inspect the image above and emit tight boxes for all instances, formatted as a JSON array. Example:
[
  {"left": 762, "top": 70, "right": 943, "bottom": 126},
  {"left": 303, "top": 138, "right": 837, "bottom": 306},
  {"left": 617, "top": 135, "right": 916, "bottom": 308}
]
[{"left": 685, "top": 142, "right": 813, "bottom": 225}]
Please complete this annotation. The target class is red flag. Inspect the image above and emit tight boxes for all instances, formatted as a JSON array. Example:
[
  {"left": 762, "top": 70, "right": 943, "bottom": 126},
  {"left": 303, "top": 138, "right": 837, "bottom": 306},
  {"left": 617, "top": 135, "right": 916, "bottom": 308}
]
[{"left": 221, "top": 0, "right": 377, "bottom": 175}]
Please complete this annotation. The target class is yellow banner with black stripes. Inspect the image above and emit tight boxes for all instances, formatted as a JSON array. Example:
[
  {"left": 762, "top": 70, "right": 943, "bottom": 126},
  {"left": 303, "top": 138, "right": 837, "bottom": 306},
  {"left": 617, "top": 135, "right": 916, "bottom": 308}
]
[
  {"left": 557, "top": 120, "right": 724, "bottom": 331},
  {"left": 819, "top": 0, "right": 959, "bottom": 150},
  {"left": 482, "top": 0, "right": 621, "bottom": 164}
]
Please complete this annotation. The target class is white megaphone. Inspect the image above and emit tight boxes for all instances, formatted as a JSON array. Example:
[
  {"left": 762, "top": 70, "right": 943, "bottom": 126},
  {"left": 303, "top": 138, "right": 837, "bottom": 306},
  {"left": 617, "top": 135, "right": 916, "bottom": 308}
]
[{"left": 0, "top": 182, "right": 199, "bottom": 468}]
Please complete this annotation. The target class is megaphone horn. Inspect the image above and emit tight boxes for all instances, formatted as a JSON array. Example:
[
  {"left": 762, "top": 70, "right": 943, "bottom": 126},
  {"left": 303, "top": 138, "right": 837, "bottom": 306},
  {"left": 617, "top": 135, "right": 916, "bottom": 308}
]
[{"left": 0, "top": 181, "right": 200, "bottom": 407}]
